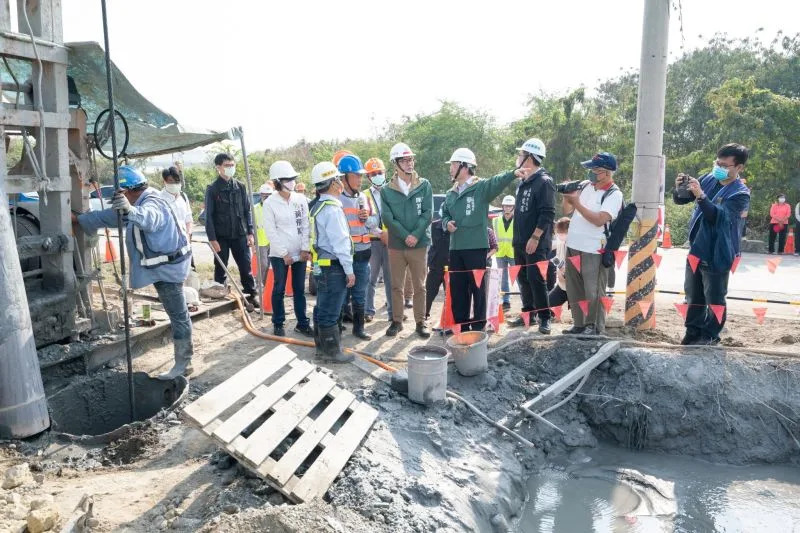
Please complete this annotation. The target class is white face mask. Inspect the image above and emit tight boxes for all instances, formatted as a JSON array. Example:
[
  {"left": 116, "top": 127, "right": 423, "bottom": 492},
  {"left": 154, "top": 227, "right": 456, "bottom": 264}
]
[
  {"left": 778, "top": 197, "right": 786, "bottom": 203},
  {"left": 281, "top": 179, "right": 296, "bottom": 192},
  {"left": 165, "top": 183, "right": 182, "bottom": 195},
  {"left": 223, "top": 166, "right": 236, "bottom": 179},
  {"left": 370, "top": 174, "right": 386, "bottom": 187}
]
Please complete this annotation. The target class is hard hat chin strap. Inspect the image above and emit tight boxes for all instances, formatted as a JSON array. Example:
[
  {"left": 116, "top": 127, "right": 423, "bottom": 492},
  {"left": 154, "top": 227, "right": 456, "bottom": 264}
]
[{"left": 451, "top": 163, "right": 467, "bottom": 183}]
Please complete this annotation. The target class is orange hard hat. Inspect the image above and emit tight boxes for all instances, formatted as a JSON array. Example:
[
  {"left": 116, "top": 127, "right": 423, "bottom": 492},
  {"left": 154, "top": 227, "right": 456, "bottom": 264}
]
[
  {"left": 364, "top": 157, "right": 386, "bottom": 174},
  {"left": 332, "top": 149, "right": 354, "bottom": 167}
]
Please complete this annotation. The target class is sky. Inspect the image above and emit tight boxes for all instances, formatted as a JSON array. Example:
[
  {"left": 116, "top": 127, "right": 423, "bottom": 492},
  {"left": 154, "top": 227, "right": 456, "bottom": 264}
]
[{"left": 47, "top": 0, "right": 800, "bottom": 152}]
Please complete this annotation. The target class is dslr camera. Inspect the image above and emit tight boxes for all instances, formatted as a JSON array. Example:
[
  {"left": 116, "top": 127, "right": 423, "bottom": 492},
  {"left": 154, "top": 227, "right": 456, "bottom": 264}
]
[
  {"left": 675, "top": 173, "right": 694, "bottom": 200},
  {"left": 556, "top": 180, "right": 586, "bottom": 194}
]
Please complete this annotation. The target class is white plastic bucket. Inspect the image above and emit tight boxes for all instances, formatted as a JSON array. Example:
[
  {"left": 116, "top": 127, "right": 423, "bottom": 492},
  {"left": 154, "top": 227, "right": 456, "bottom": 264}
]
[
  {"left": 407, "top": 346, "right": 449, "bottom": 405},
  {"left": 447, "top": 331, "right": 489, "bottom": 376}
]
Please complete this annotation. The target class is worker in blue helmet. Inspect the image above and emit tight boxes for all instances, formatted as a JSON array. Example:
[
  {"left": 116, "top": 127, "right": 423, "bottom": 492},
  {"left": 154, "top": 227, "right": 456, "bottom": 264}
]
[
  {"left": 73, "top": 165, "right": 194, "bottom": 379},
  {"left": 336, "top": 154, "right": 379, "bottom": 341}
]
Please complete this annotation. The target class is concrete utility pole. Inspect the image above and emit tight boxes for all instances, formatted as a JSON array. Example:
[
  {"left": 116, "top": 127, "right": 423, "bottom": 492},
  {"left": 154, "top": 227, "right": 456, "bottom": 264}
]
[
  {"left": 0, "top": 178, "right": 50, "bottom": 439},
  {"left": 625, "top": 0, "right": 670, "bottom": 329}
]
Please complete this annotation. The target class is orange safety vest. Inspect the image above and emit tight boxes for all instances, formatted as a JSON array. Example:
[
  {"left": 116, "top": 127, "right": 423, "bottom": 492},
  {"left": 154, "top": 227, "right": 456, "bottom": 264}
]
[{"left": 340, "top": 193, "right": 372, "bottom": 251}]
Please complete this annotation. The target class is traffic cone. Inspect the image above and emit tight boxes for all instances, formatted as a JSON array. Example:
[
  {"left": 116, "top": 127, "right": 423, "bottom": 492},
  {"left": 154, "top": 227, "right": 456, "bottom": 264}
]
[
  {"left": 286, "top": 268, "right": 294, "bottom": 297},
  {"left": 261, "top": 269, "right": 274, "bottom": 313},
  {"left": 103, "top": 239, "right": 118, "bottom": 263},
  {"left": 439, "top": 269, "right": 455, "bottom": 332},
  {"left": 251, "top": 253, "right": 258, "bottom": 277},
  {"left": 662, "top": 224, "right": 672, "bottom": 249},
  {"left": 786, "top": 228, "right": 796, "bottom": 254}
]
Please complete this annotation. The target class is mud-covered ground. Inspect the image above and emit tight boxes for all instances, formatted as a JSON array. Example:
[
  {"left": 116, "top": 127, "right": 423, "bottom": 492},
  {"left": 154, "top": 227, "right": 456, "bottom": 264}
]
[{"left": 2, "top": 288, "right": 800, "bottom": 532}]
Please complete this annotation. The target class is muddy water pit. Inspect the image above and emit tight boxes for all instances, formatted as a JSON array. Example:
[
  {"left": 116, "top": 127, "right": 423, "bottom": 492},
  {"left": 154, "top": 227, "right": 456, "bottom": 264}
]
[{"left": 47, "top": 371, "right": 187, "bottom": 444}]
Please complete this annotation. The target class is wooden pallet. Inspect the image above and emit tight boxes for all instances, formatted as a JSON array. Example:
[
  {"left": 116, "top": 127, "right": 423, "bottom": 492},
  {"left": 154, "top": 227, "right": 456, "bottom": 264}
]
[{"left": 182, "top": 345, "right": 378, "bottom": 503}]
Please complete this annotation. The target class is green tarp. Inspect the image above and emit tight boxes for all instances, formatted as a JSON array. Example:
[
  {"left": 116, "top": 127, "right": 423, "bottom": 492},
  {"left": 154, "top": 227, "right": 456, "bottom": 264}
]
[{"left": 1, "top": 41, "right": 235, "bottom": 158}]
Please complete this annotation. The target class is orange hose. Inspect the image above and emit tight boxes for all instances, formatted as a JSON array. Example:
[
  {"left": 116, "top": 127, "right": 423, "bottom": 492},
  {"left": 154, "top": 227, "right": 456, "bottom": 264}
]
[{"left": 231, "top": 294, "right": 399, "bottom": 373}]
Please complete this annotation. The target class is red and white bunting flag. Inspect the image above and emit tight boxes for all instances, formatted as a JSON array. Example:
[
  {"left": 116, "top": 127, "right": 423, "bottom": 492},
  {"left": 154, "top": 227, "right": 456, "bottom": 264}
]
[{"left": 709, "top": 304, "right": 726, "bottom": 324}]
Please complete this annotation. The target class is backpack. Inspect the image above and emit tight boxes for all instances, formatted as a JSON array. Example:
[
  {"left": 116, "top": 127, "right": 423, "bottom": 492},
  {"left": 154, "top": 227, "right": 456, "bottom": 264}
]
[{"left": 600, "top": 185, "right": 638, "bottom": 268}]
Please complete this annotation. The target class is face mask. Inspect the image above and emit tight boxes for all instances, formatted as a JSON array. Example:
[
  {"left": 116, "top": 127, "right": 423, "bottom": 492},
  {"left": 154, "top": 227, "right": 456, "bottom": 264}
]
[
  {"left": 281, "top": 179, "right": 296, "bottom": 192},
  {"left": 778, "top": 197, "right": 786, "bottom": 203},
  {"left": 711, "top": 164, "right": 728, "bottom": 181},
  {"left": 370, "top": 174, "right": 386, "bottom": 187},
  {"left": 223, "top": 166, "right": 236, "bottom": 179},
  {"left": 587, "top": 170, "right": 599, "bottom": 183},
  {"left": 165, "top": 183, "right": 182, "bottom": 194}
]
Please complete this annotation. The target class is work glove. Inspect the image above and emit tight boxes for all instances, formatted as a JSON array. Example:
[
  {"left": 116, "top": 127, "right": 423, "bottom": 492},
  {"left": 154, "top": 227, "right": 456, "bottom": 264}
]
[{"left": 112, "top": 192, "right": 132, "bottom": 214}]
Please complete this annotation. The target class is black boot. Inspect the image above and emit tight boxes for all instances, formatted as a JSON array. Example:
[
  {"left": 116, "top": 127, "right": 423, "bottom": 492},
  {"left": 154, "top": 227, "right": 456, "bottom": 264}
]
[
  {"left": 352, "top": 307, "right": 372, "bottom": 340},
  {"left": 318, "top": 325, "right": 353, "bottom": 363},
  {"left": 313, "top": 322, "right": 323, "bottom": 358}
]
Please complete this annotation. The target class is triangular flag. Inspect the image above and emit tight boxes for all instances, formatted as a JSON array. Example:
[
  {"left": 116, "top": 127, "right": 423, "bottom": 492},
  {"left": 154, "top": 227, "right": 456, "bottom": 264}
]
[
  {"left": 600, "top": 296, "right": 614, "bottom": 314},
  {"left": 766, "top": 257, "right": 781, "bottom": 274},
  {"left": 472, "top": 269, "right": 485, "bottom": 287},
  {"left": 508, "top": 264, "right": 522, "bottom": 285},
  {"left": 652, "top": 253, "right": 663, "bottom": 268},
  {"left": 613, "top": 250, "right": 627, "bottom": 269},
  {"left": 687, "top": 254, "right": 700, "bottom": 273},
  {"left": 578, "top": 300, "right": 590, "bottom": 317},
  {"left": 489, "top": 316, "right": 501, "bottom": 334},
  {"left": 550, "top": 305, "right": 563, "bottom": 321},
  {"left": 536, "top": 260, "right": 549, "bottom": 280},
  {"left": 709, "top": 304, "right": 726, "bottom": 324},
  {"left": 498, "top": 303, "right": 505, "bottom": 324},
  {"left": 638, "top": 300, "right": 652, "bottom": 318},
  {"left": 451, "top": 323, "right": 461, "bottom": 335},
  {"left": 674, "top": 302, "right": 688, "bottom": 320},
  {"left": 568, "top": 255, "right": 582, "bottom": 273},
  {"left": 752, "top": 307, "right": 767, "bottom": 325},
  {"left": 521, "top": 311, "right": 531, "bottom": 327},
  {"left": 730, "top": 255, "right": 741, "bottom": 274}
]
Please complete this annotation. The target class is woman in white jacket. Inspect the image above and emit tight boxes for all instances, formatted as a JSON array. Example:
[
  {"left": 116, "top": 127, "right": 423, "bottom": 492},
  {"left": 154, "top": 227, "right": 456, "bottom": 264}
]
[{"left": 263, "top": 161, "right": 313, "bottom": 337}]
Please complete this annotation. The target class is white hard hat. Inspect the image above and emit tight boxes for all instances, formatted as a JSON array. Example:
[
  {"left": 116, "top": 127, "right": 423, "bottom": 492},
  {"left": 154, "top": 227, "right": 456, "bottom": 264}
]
[
  {"left": 390, "top": 142, "right": 415, "bottom": 160},
  {"left": 447, "top": 148, "right": 477, "bottom": 167},
  {"left": 517, "top": 138, "right": 546, "bottom": 162},
  {"left": 269, "top": 160, "right": 299, "bottom": 181},
  {"left": 259, "top": 183, "right": 274, "bottom": 195},
  {"left": 311, "top": 161, "right": 342, "bottom": 185},
  {"left": 501, "top": 195, "right": 516, "bottom": 206}
]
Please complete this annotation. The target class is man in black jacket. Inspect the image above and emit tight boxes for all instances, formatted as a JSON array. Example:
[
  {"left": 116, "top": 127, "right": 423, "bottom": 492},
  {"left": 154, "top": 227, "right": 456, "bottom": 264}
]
[
  {"left": 510, "top": 138, "right": 556, "bottom": 334},
  {"left": 425, "top": 206, "right": 451, "bottom": 320},
  {"left": 204, "top": 153, "right": 258, "bottom": 306}
]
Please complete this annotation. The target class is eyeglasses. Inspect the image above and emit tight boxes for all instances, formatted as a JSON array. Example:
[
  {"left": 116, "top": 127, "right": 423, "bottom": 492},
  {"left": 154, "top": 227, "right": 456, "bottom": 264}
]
[
  {"left": 221, "top": 163, "right": 235, "bottom": 168},
  {"left": 714, "top": 160, "right": 736, "bottom": 169},
  {"left": 397, "top": 157, "right": 414, "bottom": 164}
]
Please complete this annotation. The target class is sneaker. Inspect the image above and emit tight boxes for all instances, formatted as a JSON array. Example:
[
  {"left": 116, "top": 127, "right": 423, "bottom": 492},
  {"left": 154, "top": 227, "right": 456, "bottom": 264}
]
[
  {"left": 562, "top": 325, "right": 586, "bottom": 335},
  {"left": 404, "top": 299, "right": 413, "bottom": 309},
  {"left": 295, "top": 324, "right": 314, "bottom": 337},
  {"left": 502, "top": 302, "right": 511, "bottom": 311},
  {"left": 247, "top": 294, "right": 260, "bottom": 308},
  {"left": 416, "top": 322, "right": 431, "bottom": 339},
  {"left": 508, "top": 316, "right": 527, "bottom": 328},
  {"left": 273, "top": 325, "right": 286, "bottom": 337},
  {"left": 692, "top": 336, "right": 720, "bottom": 346},
  {"left": 582, "top": 325, "right": 598, "bottom": 336},
  {"left": 365, "top": 315, "right": 374, "bottom": 323},
  {"left": 680, "top": 332, "right": 700, "bottom": 345},
  {"left": 385, "top": 321, "right": 403, "bottom": 337},
  {"left": 538, "top": 318, "right": 551, "bottom": 335}
]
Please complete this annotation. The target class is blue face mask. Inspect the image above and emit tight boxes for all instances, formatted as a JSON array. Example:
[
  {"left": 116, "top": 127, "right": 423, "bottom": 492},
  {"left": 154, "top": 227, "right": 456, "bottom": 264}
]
[
  {"left": 712, "top": 164, "right": 729, "bottom": 181},
  {"left": 587, "top": 170, "right": 598, "bottom": 183}
]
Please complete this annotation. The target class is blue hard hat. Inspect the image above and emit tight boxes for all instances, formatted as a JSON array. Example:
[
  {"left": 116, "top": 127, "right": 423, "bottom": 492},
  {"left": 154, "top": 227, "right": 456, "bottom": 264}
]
[
  {"left": 581, "top": 152, "right": 617, "bottom": 171},
  {"left": 118, "top": 165, "right": 147, "bottom": 189},
  {"left": 337, "top": 154, "right": 366, "bottom": 175}
]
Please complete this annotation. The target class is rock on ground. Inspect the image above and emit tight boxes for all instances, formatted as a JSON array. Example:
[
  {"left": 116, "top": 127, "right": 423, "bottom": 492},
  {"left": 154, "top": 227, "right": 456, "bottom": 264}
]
[{"left": 2, "top": 464, "right": 33, "bottom": 490}]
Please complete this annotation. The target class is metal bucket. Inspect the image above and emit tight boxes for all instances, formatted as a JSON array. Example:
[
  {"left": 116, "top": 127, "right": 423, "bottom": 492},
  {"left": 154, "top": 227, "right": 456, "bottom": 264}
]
[
  {"left": 447, "top": 331, "right": 489, "bottom": 376},
  {"left": 407, "top": 346, "right": 449, "bottom": 405}
]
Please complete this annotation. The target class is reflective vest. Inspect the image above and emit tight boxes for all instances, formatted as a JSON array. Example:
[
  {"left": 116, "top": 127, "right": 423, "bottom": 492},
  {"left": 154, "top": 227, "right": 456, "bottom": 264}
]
[
  {"left": 340, "top": 193, "right": 372, "bottom": 252},
  {"left": 253, "top": 202, "right": 270, "bottom": 247},
  {"left": 132, "top": 195, "right": 192, "bottom": 269},
  {"left": 493, "top": 216, "right": 514, "bottom": 259},
  {"left": 363, "top": 187, "right": 386, "bottom": 235},
  {"left": 310, "top": 199, "right": 353, "bottom": 267}
]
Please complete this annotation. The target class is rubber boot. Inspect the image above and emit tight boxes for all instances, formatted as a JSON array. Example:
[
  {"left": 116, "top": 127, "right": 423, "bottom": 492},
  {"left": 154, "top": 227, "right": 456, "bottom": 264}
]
[
  {"left": 157, "top": 337, "right": 193, "bottom": 380},
  {"left": 313, "top": 322, "right": 324, "bottom": 358},
  {"left": 318, "top": 325, "right": 353, "bottom": 363},
  {"left": 352, "top": 307, "right": 372, "bottom": 340}
]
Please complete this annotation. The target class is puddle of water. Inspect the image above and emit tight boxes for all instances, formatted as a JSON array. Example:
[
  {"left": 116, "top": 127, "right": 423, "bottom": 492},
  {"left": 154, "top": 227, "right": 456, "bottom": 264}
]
[{"left": 518, "top": 445, "right": 800, "bottom": 532}]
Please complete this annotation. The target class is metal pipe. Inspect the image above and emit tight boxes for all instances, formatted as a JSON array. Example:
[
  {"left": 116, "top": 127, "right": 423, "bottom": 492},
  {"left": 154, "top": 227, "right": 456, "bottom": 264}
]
[
  {"left": 237, "top": 127, "right": 263, "bottom": 320},
  {"left": 100, "top": 0, "right": 135, "bottom": 422},
  {"left": 0, "top": 178, "right": 50, "bottom": 438}
]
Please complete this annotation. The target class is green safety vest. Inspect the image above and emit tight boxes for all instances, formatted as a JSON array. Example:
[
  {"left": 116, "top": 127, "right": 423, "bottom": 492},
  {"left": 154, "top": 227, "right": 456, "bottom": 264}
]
[
  {"left": 253, "top": 202, "right": 270, "bottom": 247},
  {"left": 493, "top": 216, "right": 514, "bottom": 258},
  {"left": 310, "top": 199, "right": 353, "bottom": 267}
]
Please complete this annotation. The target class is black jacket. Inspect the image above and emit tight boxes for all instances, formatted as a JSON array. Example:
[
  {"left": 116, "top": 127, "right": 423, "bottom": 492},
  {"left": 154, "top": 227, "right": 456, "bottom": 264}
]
[
  {"left": 513, "top": 168, "right": 556, "bottom": 252},
  {"left": 428, "top": 218, "right": 450, "bottom": 270},
  {"left": 204, "top": 177, "right": 253, "bottom": 241}
]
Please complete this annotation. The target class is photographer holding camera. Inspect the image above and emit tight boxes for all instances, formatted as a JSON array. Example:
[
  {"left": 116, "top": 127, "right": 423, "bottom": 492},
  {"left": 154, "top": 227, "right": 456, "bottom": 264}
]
[
  {"left": 673, "top": 143, "right": 750, "bottom": 345},
  {"left": 561, "top": 152, "right": 623, "bottom": 336}
]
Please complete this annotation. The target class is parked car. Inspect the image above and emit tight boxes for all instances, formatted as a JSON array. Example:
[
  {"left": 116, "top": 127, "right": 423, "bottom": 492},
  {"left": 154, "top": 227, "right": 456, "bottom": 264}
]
[{"left": 89, "top": 185, "right": 115, "bottom": 212}]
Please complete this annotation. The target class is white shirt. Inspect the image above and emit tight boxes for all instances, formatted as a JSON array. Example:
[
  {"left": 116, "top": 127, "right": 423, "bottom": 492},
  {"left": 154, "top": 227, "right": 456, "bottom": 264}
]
[
  {"left": 397, "top": 177, "right": 411, "bottom": 196},
  {"left": 553, "top": 235, "right": 568, "bottom": 290},
  {"left": 263, "top": 192, "right": 310, "bottom": 260},
  {"left": 158, "top": 188, "right": 192, "bottom": 229},
  {"left": 566, "top": 184, "right": 623, "bottom": 254}
]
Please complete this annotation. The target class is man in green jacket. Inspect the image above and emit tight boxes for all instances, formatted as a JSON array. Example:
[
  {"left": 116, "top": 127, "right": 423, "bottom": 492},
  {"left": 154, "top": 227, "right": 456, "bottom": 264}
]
[
  {"left": 380, "top": 142, "right": 433, "bottom": 338},
  {"left": 441, "top": 148, "right": 528, "bottom": 331}
]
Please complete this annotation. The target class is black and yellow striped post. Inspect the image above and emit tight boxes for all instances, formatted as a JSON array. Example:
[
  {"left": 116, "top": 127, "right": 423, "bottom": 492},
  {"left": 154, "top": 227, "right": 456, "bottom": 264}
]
[{"left": 625, "top": 219, "right": 658, "bottom": 328}]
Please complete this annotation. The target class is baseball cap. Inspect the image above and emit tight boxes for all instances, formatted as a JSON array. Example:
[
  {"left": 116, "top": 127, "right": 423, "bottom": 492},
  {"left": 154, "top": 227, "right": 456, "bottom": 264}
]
[{"left": 581, "top": 152, "right": 617, "bottom": 171}]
